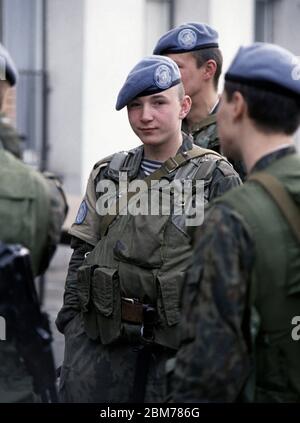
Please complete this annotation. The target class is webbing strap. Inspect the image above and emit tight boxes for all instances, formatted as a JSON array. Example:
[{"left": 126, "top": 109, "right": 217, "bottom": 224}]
[
  {"left": 100, "top": 145, "right": 222, "bottom": 237},
  {"left": 249, "top": 172, "right": 300, "bottom": 243}
]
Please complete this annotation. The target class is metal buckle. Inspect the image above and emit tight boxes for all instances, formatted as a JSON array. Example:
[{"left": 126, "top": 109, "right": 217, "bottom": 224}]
[
  {"left": 164, "top": 157, "right": 179, "bottom": 174},
  {"left": 122, "top": 297, "right": 137, "bottom": 304}
]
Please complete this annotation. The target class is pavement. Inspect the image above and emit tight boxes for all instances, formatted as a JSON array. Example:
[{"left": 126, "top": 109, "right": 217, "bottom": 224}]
[
  {"left": 42, "top": 193, "right": 81, "bottom": 367},
  {"left": 43, "top": 244, "right": 72, "bottom": 367}
]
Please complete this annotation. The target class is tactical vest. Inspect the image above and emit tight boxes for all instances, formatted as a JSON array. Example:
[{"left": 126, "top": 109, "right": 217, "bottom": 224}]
[
  {"left": 219, "top": 153, "right": 300, "bottom": 402},
  {"left": 0, "top": 148, "right": 50, "bottom": 276},
  {"left": 77, "top": 145, "right": 227, "bottom": 350}
]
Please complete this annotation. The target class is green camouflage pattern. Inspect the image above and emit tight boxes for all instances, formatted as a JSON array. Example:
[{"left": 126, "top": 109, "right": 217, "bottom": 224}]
[
  {"left": 182, "top": 117, "right": 246, "bottom": 181},
  {"left": 169, "top": 204, "right": 253, "bottom": 402}
]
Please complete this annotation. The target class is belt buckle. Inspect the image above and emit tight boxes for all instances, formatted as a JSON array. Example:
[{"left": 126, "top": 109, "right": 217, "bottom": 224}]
[{"left": 122, "top": 297, "right": 137, "bottom": 304}]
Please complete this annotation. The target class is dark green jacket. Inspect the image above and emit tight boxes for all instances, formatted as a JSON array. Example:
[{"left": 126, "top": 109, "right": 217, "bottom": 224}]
[{"left": 222, "top": 152, "right": 300, "bottom": 402}]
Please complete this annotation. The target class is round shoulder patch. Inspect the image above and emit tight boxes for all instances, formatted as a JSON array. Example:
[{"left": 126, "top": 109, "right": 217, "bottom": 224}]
[
  {"left": 177, "top": 28, "right": 197, "bottom": 49},
  {"left": 75, "top": 200, "right": 87, "bottom": 224},
  {"left": 154, "top": 64, "right": 172, "bottom": 89}
]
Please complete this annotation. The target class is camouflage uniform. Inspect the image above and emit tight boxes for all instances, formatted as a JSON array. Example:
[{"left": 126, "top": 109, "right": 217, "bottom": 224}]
[
  {"left": 182, "top": 111, "right": 246, "bottom": 181},
  {"left": 0, "top": 147, "right": 67, "bottom": 402},
  {"left": 170, "top": 146, "right": 300, "bottom": 402},
  {"left": 0, "top": 112, "right": 23, "bottom": 159},
  {"left": 56, "top": 134, "right": 241, "bottom": 403}
]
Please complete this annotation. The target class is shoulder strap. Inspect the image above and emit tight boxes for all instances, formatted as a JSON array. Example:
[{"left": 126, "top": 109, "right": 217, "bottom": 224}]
[
  {"left": 100, "top": 145, "right": 221, "bottom": 237},
  {"left": 249, "top": 172, "right": 300, "bottom": 243}
]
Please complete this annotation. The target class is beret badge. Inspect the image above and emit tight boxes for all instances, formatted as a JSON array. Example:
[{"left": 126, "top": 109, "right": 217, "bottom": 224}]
[
  {"left": 177, "top": 28, "right": 197, "bottom": 49},
  {"left": 154, "top": 64, "right": 172, "bottom": 89}
]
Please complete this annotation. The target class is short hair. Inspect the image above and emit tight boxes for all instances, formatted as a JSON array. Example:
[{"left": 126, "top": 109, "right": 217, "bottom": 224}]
[
  {"left": 177, "top": 82, "right": 185, "bottom": 101},
  {"left": 191, "top": 47, "right": 223, "bottom": 90},
  {"left": 224, "top": 80, "right": 300, "bottom": 135}
]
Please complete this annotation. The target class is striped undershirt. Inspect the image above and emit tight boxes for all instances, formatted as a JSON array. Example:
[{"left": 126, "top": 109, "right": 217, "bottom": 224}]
[{"left": 140, "top": 158, "right": 163, "bottom": 176}]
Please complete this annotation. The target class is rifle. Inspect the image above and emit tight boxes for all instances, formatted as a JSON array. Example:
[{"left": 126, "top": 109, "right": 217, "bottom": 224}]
[{"left": 0, "top": 242, "right": 58, "bottom": 403}]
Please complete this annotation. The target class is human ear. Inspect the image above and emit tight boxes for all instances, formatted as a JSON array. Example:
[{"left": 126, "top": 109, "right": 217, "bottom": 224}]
[
  {"left": 203, "top": 60, "right": 217, "bottom": 81},
  {"left": 232, "top": 91, "right": 246, "bottom": 121},
  {"left": 179, "top": 95, "right": 192, "bottom": 119}
]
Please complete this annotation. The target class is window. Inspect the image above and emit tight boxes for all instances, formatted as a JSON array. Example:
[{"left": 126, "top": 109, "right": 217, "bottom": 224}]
[
  {"left": 255, "top": 0, "right": 275, "bottom": 42},
  {"left": 1, "top": 0, "right": 46, "bottom": 169}
]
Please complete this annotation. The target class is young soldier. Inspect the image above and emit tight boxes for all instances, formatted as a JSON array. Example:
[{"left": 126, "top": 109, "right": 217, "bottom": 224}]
[
  {"left": 154, "top": 22, "right": 246, "bottom": 180},
  {"left": 56, "top": 55, "right": 241, "bottom": 402},
  {"left": 170, "top": 43, "right": 300, "bottom": 402}
]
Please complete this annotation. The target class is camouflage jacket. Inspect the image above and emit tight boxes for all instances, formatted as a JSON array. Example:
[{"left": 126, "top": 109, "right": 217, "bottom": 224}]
[
  {"left": 170, "top": 146, "right": 298, "bottom": 402},
  {"left": 182, "top": 115, "right": 246, "bottom": 181}
]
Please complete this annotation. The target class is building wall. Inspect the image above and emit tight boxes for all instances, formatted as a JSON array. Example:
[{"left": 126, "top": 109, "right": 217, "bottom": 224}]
[
  {"left": 174, "top": 0, "right": 209, "bottom": 24},
  {"left": 47, "top": 0, "right": 84, "bottom": 194},
  {"left": 210, "top": 0, "right": 255, "bottom": 86},
  {"left": 173, "top": 0, "right": 255, "bottom": 89},
  {"left": 81, "top": 0, "right": 145, "bottom": 192}
]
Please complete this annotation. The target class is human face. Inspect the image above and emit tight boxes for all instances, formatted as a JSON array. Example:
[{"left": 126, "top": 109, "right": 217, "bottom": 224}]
[
  {"left": 217, "top": 91, "right": 240, "bottom": 159},
  {"left": 127, "top": 85, "right": 190, "bottom": 149},
  {"left": 166, "top": 52, "right": 204, "bottom": 99}
]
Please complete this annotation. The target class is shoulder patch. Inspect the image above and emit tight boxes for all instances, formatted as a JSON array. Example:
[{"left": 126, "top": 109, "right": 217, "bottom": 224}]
[{"left": 75, "top": 200, "right": 87, "bottom": 224}]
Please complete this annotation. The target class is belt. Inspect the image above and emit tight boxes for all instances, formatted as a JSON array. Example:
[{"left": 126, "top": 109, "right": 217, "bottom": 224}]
[
  {"left": 121, "top": 297, "right": 156, "bottom": 340},
  {"left": 121, "top": 298, "right": 144, "bottom": 324}
]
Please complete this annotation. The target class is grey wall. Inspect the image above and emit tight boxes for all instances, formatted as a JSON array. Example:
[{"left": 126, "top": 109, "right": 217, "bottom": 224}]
[
  {"left": 174, "top": 0, "right": 209, "bottom": 24},
  {"left": 47, "top": 0, "right": 84, "bottom": 194}
]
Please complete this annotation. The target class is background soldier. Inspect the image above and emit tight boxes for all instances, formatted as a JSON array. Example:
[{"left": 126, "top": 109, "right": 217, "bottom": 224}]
[
  {"left": 153, "top": 22, "right": 246, "bottom": 180},
  {"left": 0, "top": 43, "right": 67, "bottom": 402},
  {"left": 170, "top": 43, "right": 300, "bottom": 402},
  {"left": 56, "top": 55, "right": 241, "bottom": 403}
]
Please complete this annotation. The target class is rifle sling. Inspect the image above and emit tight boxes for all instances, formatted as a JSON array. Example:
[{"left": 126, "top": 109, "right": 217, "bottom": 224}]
[{"left": 249, "top": 172, "right": 300, "bottom": 243}]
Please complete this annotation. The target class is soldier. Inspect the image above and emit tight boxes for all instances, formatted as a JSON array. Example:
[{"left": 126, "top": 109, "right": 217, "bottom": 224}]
[
  {"left": 56, "top": 55, "right": 241, "bottom": 403},
  {"left": 170, "top": 43, "right": 300, "bottom": 402},
  {"left": 0, "top": 44, "right": 68, "bottom": 402},
  {"left": 153, "top": 22, "right": 246, "bottom": 180},
  {"left": 0, "top": 43, "right": 23, "bottom": 159}
]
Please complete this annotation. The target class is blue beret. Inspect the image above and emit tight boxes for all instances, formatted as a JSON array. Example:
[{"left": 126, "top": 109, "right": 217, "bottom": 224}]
[
  {"left": 225, "top": 43, "right": 300, "bottom": 99},
  {"left": 153, "top": 22, "right": 219, "bottom": 55},
  {"left": 0, "top": 43, "right": 18, "bottom": 86},
  {"left": 116, "top": 55, "right": 181, "bottom": 110}
]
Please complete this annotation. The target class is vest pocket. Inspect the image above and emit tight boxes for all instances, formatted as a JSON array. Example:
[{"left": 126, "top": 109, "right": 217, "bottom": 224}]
[
  {"left": 77, "top": 265, "right": 121, "bottom": 344},
  {"left": 157, "top": 273, "right": 181, "bottom": 327},
  {"left": 77, "top": 265, "right": 93, "bottom": 312},
  {"left": 92, "top": 267, "right": 121, "bottom": 345}
]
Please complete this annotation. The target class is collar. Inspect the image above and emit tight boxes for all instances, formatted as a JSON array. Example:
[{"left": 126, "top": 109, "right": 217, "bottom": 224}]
[{"left": 250, "top": 145, "right": 297, "bottom": 173}]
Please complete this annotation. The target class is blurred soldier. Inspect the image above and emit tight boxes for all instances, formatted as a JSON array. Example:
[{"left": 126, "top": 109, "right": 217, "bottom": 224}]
[
  {"left": 154, "top": 22, "right": 246, "bottom": 180},
  {"left": 0, "top": 43, "right": 68, "bottom": 402},
  {"left": 56, "top": 55, "right": 241, "bottom": 403},
  {"left": 170, "top": 43, "right": 300, "bottom": 402},
  {"left": 0, "top": 43, "right": 23, "bottom": 159}
]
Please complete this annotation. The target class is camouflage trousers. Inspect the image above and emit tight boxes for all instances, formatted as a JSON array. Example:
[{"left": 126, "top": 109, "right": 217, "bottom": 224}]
[
  {"left": 59, "top": 313, "right": 173, "bottom": 403},
  {"left": 0, "top": 341, "right": 35, "bottom": 403}
]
